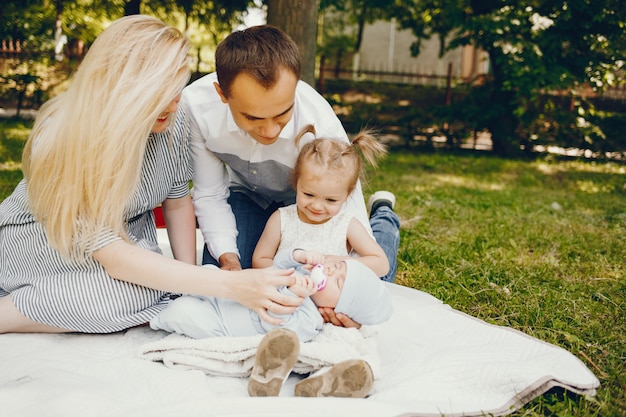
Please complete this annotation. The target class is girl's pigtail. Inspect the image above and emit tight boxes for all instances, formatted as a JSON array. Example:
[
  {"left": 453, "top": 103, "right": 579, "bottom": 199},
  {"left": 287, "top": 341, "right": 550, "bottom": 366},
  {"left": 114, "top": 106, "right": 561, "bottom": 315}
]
[{"left": 350, "top": 129, "right": 387, "bottom": 168}]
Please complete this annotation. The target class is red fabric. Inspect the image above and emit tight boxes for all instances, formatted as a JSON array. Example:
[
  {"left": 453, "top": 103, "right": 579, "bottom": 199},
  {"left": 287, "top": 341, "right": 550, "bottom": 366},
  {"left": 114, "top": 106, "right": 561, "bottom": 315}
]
[{"left": 154, "top": 206, "right": 166, "bottom": 228}]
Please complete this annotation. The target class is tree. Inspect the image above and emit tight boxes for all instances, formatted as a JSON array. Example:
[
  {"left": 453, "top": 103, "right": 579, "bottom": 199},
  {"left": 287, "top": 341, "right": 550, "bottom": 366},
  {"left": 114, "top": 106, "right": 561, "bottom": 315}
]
[
  {"left": 316, "top": 6, "right": 354, "bottom": 91},
  {"left": 391, "top": 0, "right": 626, "bottom": 155},
  {"left": 144, "top": 0, "right": 252, "bottom": 73},
  {"left": 0, "top": 1, "right": 56, "bottom": 49},
  {"left": 266, "top": 0, "right": 320, "bottom": 86},
  {"left": 319, "top": 0, "right": 394, "bottom": 74},
  {"left": 124, "top": 0, "right": 141, "bottom": 15}
]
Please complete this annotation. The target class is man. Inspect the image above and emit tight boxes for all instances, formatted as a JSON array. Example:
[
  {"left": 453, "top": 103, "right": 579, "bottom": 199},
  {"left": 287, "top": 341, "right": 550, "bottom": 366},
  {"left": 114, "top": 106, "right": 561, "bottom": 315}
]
[{"left": 183, "top": 25, "right": 400, "bottom": 302}]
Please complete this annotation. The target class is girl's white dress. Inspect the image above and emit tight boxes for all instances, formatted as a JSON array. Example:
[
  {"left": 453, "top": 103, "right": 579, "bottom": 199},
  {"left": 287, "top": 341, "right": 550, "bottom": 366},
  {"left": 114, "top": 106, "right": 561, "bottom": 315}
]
[{"left": 276, "top": 204, "right": 352, "bottom": 257}]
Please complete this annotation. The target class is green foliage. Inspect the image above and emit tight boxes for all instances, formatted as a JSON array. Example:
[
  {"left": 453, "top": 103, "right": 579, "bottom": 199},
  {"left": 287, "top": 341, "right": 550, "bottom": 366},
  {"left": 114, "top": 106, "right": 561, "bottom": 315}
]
[
  {"left": 325, "top": 79, "right": 453, "bottom": 147},
  {"left": 0, "top": 1, "right": 56, "bottom": 49},
  {"left": 391, "top": 0, "right": 466, "bottom": 58},
  {"left": 0, "top": 0, "right": 254, "bottom": 73},
  {"left": 588, "top": 112, "right": 626, "bottom": 155},
  {"left": 317, "top": 4, "right": 356, "bottom": 62},
  {"left": 387, "top": 0, "right": 626, "bottom": 155},
  {"left": 324, "top": 79, "right": 626, "bottom": 156},
  {"left": 320, "top": 0, "right": 395, "bottom": 52}
]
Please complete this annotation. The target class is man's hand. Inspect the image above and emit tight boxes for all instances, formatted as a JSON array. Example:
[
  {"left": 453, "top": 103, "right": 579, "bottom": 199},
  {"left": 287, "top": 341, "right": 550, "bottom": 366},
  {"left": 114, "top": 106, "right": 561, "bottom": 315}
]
[
  {"left": 219, "top": 252, "right": 242, "bottom": 271},
  {"left": 318, "top": 307, "right": 361, "bottom": 329}
]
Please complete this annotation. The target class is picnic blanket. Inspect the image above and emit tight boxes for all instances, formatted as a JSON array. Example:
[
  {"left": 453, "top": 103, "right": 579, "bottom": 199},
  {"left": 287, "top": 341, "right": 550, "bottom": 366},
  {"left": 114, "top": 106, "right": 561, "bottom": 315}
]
[
  {"left": 0, "top": 283, "right": 599, "bottom": 417},
  {"left": 0, "top": 230, "right": 599, "bottom": 416},
  {"left": 140, "top": 323, "right": 382, "bottom": 378}
]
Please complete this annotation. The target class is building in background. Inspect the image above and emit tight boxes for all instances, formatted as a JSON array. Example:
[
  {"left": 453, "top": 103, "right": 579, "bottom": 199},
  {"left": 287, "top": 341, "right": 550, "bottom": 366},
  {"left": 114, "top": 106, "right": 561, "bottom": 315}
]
[{"left": 320, "top": 18, "right": 489, "bottom": 86}]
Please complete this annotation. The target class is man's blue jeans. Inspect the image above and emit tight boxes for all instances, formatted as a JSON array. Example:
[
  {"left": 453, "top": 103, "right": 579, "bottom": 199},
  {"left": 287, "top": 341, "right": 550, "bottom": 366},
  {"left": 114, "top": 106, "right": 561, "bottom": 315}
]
[{"left": 202, "top": 191, "right": 400, "bottom": 283}]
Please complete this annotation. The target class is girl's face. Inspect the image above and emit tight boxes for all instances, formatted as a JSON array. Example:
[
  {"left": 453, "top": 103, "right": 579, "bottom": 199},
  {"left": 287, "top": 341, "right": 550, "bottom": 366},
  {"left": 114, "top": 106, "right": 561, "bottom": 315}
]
[
  {"left": 295, "top": 164, "right": 351, "bottom": 224},
  {"left": 151, "top": 93, "right": 182, "bottom": 133},
  {"left": 310, "top": 260, "right": 346, "bottom": 308}
]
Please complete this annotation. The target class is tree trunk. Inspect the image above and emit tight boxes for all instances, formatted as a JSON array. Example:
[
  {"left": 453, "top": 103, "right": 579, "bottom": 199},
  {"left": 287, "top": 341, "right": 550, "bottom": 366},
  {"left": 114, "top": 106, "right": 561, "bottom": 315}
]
[
  {"left": 487, "top": 111, "right": 518, "bottom": 156},
  {"left": 483, "top": 53, "right": 521, "bottom": 156},
  {"left": 318, "top": 54, "right": 326, "bottom": 93},
  {"left": 266, "top": 0, "right": 319, "bottom": 87}
]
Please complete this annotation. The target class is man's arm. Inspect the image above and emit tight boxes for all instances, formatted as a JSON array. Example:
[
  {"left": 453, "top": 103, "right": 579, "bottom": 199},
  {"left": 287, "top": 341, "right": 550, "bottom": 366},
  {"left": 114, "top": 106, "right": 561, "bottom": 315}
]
[{"left": 187, "top": 105, "right": 241, "bottom": 269}]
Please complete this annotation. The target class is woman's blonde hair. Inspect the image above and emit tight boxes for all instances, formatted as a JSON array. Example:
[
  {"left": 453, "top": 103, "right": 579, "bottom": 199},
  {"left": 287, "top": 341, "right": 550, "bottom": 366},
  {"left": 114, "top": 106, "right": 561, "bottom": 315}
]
[
  {"left": 293, "top": 125, "right": 387, "bottom": 195},
  {"left": 22, "top": 15, "right": 191, "bottom": 260}
]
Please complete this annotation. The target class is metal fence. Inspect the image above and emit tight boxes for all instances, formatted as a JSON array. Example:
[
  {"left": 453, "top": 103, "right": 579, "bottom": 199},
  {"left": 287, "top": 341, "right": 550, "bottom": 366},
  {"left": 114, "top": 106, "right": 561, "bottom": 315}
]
[{"left": 319, "top": 65, "right": 626, "bottom": 104}]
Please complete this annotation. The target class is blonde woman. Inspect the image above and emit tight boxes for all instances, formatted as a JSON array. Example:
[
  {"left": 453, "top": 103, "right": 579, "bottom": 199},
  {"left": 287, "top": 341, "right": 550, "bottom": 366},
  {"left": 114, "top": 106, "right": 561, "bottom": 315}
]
[{"left": 0, "top": 15, "right": 301, "bottom": 334}]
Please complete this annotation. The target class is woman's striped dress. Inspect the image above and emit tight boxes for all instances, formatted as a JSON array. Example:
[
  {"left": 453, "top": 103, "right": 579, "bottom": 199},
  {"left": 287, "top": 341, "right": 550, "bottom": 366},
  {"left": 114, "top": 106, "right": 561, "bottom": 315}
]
[{"left": 0, "top": 111, "right": 192, "bottom": 333}]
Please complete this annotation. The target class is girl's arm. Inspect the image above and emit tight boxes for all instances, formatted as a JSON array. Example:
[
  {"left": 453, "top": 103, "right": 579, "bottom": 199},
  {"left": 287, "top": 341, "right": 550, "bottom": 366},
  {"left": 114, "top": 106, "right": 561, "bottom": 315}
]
[
  {"left": 251, "top": 211, "right": 282, "bottom": 268},
  {"left": 162, "top": 195, "right": 197, "bottom": 264},
  {"left": 92, "top": 240, "right": 302, "bottom": 325},
  {"left": 345, "top": 218, "right": 390, "bottom": 277},
  {"left": 292, "top": 249, "right": 325, "bottom": 267}
]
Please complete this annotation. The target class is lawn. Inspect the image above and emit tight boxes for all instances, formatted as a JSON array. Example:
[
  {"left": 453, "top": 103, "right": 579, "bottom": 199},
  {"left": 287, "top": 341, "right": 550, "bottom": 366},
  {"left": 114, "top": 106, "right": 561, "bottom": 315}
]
[
  {"left": 0, "top": 118, "right": 30, "bottom": 199},
  {"left": 1, "top": 118, "right": 625, "bottom": 416},
  {"left": 365, "top": 149, "right": 625, "bottom": 416}
]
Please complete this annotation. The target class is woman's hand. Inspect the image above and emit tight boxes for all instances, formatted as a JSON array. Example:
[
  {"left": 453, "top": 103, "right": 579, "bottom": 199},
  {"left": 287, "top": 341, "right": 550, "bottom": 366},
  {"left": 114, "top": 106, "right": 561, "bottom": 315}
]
[
  {"left": 94, "top": 240, "right": 302, "bottom": 326},
  {"left": 318, "top": 306, "right": 362, "bottom": 329},
  {"left": 228, "top": 268, "right": 304, "bottom": 325}
]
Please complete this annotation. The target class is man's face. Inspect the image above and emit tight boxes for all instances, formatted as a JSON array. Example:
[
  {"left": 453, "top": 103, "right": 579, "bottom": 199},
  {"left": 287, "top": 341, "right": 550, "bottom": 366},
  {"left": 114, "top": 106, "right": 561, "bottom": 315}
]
[{"left": 215, "top": 69, "right": 298, "bottom": 145}]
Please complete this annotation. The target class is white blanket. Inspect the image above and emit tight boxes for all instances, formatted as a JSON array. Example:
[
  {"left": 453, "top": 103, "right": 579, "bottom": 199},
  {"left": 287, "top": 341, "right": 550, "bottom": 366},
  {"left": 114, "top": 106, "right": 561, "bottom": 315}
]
[
  {"left": 0, "top": 231, "right": 599, "bottom": 416},
  {"left": 140, "top": 323, "right": 382, "bottom": 378},
  {"left": 0, "top": 283, "right": 599, "bottom": 417}
]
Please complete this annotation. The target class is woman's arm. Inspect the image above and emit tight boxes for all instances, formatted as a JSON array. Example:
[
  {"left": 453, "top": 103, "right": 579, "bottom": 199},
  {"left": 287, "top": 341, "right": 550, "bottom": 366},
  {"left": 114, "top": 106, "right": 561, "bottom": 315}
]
[
  {"left": 251, "top": 211, "right": 282, "bottom": 268},
  {"left": 162, "top": 195, "right": 197, "bottom": 265},
  {"left": 92, "top": 240, "right": 302, "bottom": 325}
]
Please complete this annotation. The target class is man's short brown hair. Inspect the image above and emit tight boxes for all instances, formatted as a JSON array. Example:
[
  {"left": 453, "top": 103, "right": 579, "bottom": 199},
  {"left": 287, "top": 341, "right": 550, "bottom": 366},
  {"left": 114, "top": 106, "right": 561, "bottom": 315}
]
[{"left": 215, "top": 25, "right": 302, "bottom": 98}]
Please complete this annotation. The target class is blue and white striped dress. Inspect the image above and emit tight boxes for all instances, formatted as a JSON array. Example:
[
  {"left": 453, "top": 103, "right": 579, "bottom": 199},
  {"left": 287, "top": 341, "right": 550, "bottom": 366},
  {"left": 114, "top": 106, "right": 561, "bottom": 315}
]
[{"left": 0, "top": 110, "right": 192, "bottom": 333}]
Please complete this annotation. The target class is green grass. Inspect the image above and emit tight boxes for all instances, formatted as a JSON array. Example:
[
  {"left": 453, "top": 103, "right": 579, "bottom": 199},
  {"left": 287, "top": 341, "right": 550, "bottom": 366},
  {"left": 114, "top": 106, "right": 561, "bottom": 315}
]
[
  {"left": 1, "top": 119, "right": 625, "bottom": 415},
  {"left": 0, "top": 118, "right": 31, "bottom": 198},
  {"left": 365, "top": 150, "right": 625, "bottom": 416}
]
